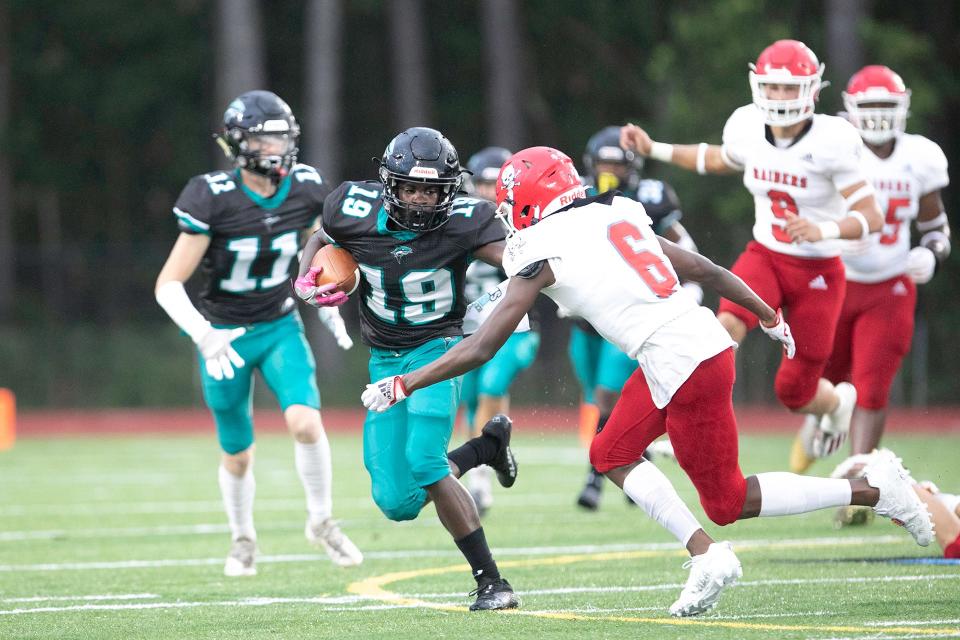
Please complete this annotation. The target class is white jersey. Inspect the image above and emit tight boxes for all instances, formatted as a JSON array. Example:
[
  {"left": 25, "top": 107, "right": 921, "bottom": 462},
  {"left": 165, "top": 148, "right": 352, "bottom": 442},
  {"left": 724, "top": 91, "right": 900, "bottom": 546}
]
[
  {"left": 722, "top": 105, "right": 869, "bottom": 258},
  {"left": 502, "top": 194, "right": 734, "bottom": 408},
  {"left": 841, "top": 133, "right": 949, "bottom": 283}
]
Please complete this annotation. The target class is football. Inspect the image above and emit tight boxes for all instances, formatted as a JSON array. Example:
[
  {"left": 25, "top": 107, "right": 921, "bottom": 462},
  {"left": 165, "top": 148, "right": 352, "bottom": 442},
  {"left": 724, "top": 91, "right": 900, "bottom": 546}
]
[{"left": 309, "top": 245, "right": 360, "bottom": 295}]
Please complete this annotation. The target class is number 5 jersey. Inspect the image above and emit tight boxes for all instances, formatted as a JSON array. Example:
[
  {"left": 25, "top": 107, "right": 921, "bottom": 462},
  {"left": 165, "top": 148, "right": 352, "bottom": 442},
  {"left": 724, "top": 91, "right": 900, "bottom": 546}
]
[
  {"left": 320, "top": 181, "right": 505, "bottom": 349},
  {"left": 721, "top": 104, "right": 869, "bottom": 258}
]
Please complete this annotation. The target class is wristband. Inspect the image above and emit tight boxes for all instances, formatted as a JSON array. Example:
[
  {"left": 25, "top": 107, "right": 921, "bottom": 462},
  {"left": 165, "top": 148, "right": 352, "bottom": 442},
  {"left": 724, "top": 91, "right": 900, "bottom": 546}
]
[
  {"left": 695, "top": 143, "right": 708, "bottom": 175},
  {"left": 817, "top": 221, "right": 841, "bottom": 240},
  {"left": 848, "top": 211, "right": 870, "bottom": 239},
  {"left": 916, "top": 212, "right": 947, "bottom": 232},
  {"left": 649, "top": 142, "right": 674, "bottom": 163}
]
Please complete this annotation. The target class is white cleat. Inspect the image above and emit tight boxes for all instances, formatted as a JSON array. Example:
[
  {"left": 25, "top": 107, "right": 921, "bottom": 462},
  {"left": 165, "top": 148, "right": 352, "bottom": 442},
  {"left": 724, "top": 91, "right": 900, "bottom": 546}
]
[
  {"left": 645, "top": 439, "right": 676, "bottom": 462},
  {"left": 864, "top": 449, "right": 934, "bottom": 547},
  {"left": 306, "top": 518, "right": 364, "bottom": 567},
  {"left": 819, "top": 382, "right": 857, "bottom": 442},
  {"left": 830, "top": 452, "right": 876, "bottom": 479},
  {"left": 469, "top": 465, "right": 494, "bottom": 518},
  {"left": 669, "top": 541, "right": 742, "bottom": 617},
  {"left": 223, "top": 537, "right": 257, "bottom": 577}
]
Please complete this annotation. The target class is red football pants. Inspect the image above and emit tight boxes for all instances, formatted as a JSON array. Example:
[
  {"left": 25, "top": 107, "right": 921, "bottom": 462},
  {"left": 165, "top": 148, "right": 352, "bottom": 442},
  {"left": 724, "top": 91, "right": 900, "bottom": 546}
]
[
  {"left": 718, "top": 241, "right": 846, "bottom": 409},
  {"left": 823, "top": 276, "right": 916, "bottom": 410},
  {"left": 590, "top": 348, "right": 747, "bottom": 525}
]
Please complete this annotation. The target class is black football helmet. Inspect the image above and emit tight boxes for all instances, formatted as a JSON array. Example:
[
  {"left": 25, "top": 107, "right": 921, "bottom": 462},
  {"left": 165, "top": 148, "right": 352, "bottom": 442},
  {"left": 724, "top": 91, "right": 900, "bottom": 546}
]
[
  {"left": 378, "top": 127, "right": 464, "bottom": 232},
  {"left": 583, "top": 126, "right": 644, "bottom": 193},
  {"left": 465, "top": 146, "right": 512, "bottom": 194},
  {"left": 216, "top": 90, "right": 300, "bottom": 182}
]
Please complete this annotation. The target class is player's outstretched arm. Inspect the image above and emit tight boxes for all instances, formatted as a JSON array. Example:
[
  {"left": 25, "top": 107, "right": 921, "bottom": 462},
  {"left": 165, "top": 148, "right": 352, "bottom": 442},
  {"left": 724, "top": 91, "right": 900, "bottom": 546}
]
[
  {"left": 619, "top": 123, "right": 737, "bottom": 175},
  {"left": 362, "top": 264, "right": 553, "bottom": 412},
  {"left": 405, "top": 266, "right": 551, "bottom": 392}
]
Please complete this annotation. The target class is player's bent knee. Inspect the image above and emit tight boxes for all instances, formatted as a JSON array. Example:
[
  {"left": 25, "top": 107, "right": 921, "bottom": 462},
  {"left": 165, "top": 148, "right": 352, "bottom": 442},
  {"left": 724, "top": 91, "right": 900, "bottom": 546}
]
[
  {"left": 371, "top": 490, "right": 421, "bottom": 522},
  {"left": 774, "top": 370, "right": 819, "bottom": 410},
  {"left": 701, "top": 499, "right": 742, "bottom": 526},
  {"left": 409, "top": 459, "right": 449, "bottom": 489},
  {"left": 588, "top": 440, "right": 614, "bottom": 474}
]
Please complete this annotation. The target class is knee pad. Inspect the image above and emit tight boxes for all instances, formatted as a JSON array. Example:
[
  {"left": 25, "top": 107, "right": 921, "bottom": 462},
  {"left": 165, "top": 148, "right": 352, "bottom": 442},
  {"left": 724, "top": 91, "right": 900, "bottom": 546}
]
[
  {"left": 371, "top": 488, "right": 422, "bottom": 522},
  {"left": 589, "top": 434, "right": 612, "bottom": 473},
  {"left": 774, "top": 358, "right": 821, "bottom": 410}
]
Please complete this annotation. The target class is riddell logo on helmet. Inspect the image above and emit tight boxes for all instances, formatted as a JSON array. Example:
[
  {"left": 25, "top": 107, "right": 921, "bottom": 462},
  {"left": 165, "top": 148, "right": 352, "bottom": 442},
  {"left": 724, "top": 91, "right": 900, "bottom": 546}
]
[
  {"left": 409, "top": 166, "right": 440, "bottom": 178},
  {"left": 558, "top": 188, "right": 587, "bottom": 207}
]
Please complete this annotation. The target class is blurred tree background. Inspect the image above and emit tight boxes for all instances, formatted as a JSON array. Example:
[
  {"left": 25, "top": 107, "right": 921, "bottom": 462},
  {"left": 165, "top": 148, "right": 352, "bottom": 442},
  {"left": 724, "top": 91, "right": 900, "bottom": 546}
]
[{"left": 0, "top": 0, "right": 957, "bottom": 408}]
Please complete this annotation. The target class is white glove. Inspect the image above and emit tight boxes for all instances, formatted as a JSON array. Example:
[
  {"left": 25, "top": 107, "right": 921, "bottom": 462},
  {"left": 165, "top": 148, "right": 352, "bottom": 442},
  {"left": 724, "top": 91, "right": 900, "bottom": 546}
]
[
  {"left": 759, "top": 309, "right": 796, "bottom": 359},
  {"left": 906, "top": 246, "right": 936, "bottom": 284},
  {"left": 196, "top": 327, "right": 246, "bottom": 381},
  {"left": 317, "top": 306, "right": 353, "bottom": 350},
  {"left": 812, "top": 429, "right": 847, "bottom": 458},
  {"left": 361, "top": 375, "right": 409, "bottom": 413}
]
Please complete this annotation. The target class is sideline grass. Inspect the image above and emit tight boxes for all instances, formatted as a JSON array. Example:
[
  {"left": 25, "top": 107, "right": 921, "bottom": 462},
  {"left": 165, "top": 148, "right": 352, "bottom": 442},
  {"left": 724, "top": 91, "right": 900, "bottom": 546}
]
[{"left": 0, "top": 430, "right": 957, "bottom": 639}]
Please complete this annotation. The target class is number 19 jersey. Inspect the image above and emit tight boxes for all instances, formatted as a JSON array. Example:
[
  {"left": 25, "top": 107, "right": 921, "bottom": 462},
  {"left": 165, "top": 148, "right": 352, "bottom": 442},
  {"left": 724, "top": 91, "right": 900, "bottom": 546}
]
[
  {"left": 321, "top": 181, "right": 505, "bottom": 349},
  {"left": 722, "top": 105, "right": 868, "bottom": 258}
]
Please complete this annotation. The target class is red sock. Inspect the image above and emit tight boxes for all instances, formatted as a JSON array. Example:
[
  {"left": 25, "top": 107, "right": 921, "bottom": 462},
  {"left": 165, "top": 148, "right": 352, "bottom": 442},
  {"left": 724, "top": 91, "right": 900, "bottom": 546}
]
[{"left": 945, "top": 533, "right": 960, "bottom": 559}]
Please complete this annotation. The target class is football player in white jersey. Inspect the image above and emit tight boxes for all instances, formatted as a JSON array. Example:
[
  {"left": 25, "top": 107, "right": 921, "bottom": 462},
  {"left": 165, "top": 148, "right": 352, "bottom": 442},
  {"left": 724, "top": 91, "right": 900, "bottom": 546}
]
[
  {"left": 619, "top": 40, "right": 885, "bottom": 474},
  {"left": 817, "top": 66, "right": 950, "bottom": 522},
  {"left": 361, "top": 146, "right": 932, "bottom": 617}
]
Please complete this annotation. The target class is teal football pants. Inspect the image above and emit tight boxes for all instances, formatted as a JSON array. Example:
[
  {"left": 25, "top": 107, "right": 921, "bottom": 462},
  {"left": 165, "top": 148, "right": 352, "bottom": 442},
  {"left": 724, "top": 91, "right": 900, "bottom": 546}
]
[
  {"left": 198, "top": 312, "right": 320, "bottom": 454},
  {"left": 364, "top": 336, "right": 462, "bottom": 522}
]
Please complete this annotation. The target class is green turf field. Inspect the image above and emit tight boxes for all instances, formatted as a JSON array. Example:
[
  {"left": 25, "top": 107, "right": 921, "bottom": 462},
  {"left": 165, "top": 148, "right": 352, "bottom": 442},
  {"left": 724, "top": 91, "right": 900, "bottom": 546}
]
[{"left": 0, "top": 430, "right": 957, "bottom": 639}]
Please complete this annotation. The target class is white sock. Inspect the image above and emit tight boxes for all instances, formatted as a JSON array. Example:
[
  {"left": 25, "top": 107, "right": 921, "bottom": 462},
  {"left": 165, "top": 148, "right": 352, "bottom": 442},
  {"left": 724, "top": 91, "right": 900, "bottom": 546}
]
[
  {"left": 295, "top": 438, "right": 333, "bottom": 524},
  {"left": 756, "top": 471, "right": 852, "bottom": 516},
  {"left": 622, "top": 462, "right": 703, "bottom": 547},
  {"left": 218, "top": 465, "right": 256, "bottom": 541}
]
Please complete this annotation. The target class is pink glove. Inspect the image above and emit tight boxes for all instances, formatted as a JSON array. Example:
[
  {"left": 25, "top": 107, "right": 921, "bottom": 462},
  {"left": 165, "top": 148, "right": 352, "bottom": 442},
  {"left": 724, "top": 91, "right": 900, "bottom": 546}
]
[{"left": 294, "top": 266, "right": 348, "bottom": 307}]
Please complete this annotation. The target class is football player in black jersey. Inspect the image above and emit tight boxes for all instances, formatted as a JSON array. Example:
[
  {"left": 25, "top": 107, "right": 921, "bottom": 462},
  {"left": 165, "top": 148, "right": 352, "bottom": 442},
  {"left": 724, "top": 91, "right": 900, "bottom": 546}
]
[
  {"left": 155, "top": 90, "right": 362, "bottom": 577},
  {"left": 573, "top": 126, "right": 701, "bottom": 511},
  {"left": 295, "top": 127, "right": 520, "bottom": 611},
  {"left": 459, "top": 147, "right": 540, "bottom": 518}
]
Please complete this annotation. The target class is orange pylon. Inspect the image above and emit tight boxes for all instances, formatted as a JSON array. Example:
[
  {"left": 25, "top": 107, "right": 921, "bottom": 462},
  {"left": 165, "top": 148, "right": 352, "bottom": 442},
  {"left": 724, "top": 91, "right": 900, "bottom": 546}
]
[{"left": 0, "top": 388, "right": 15, "bottom": 451}]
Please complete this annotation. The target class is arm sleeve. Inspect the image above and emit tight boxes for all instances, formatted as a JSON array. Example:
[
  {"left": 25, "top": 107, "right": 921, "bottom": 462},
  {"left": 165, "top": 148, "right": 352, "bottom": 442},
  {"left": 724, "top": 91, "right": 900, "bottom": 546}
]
[
  {"left": 172, "top": 176, "right": 218, "bottom": 235},
  {"left": 825, "top": 121, "right": 869, "bottom": 192},
  {"left": 915, "top": 137, "right": 950, "bottom": 194},
  {"left": 720, "top": 108, "right": 749, "bottom": 171},
  {"left": 471, "top": 199, "right": 508, "bottom": 250}
]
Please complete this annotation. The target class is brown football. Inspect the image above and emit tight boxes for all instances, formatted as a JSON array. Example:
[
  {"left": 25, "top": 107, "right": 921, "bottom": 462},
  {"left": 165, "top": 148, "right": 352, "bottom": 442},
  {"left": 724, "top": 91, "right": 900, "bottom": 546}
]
[{"left": 309, "top": 245, "right": 360, "bottom": 295}]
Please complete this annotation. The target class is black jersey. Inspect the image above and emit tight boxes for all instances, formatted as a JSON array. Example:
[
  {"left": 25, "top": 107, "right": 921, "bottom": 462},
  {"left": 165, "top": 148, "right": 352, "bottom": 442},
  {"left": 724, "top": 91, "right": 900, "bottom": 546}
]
[
  {"left": 585, "top": 178, "right": 683, "bottom": 235},
  {"left": 173, "top": 164, "right": 329, "bottom": 324},
  {"left": 322, "top": 181, "right": 506, "bottom": 349}
]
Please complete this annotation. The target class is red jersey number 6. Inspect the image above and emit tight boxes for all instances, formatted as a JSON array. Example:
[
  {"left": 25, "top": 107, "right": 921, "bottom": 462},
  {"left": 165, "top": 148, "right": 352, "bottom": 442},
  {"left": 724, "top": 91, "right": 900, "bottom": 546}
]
[{"left": 608, "top": 220, "right": 677, "bottom": 298}]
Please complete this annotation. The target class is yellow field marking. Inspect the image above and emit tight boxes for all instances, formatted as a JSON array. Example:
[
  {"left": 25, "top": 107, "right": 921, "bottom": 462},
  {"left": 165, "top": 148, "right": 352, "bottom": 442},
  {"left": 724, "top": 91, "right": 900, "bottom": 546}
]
[{"left": 347, "top": 540, "right": 959, "bottom": 636}]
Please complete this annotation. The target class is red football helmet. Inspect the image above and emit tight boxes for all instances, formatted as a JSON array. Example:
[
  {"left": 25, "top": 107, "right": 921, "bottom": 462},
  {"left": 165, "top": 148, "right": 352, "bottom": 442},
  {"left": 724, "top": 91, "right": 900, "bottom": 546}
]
[
  {"left": 842, "top": 65, "right": 910, "bottom": 145},
  {"left": 495, "top": 147, "right": 586, "bottom": 232},
  {"left": 748, "top": 39, "right": 825, "bottom": 126}
]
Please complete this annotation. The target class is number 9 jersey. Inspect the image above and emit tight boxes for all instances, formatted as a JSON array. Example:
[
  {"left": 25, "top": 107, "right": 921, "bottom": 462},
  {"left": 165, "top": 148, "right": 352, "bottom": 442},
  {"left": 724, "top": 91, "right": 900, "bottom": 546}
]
[
  {"left": 722, "top": 105, "right": 869, "bottom": 258},
  {"left": 172, "top": 164, "right": 329, "bottom": 324},
  {"left": 320, "top": 181, "right": 506, "bottom": 349}
]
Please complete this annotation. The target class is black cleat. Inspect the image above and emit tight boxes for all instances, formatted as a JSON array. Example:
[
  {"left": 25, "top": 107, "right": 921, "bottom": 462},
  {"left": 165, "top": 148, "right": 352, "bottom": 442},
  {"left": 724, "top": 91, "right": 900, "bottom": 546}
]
[
  {"left": 482, "top": 415, "right": 517, "bottom": 488},
  {"left": 577, "top": 482, "right": 602, "bottom": 511},
  {"left": 469, "top": 577, "right": 521, "bottom": 611}
]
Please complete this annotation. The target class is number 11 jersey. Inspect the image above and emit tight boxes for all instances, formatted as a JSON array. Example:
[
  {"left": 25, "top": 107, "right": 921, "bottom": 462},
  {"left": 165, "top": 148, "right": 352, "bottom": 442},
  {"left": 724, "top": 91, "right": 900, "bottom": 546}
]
[
  {"left": 721, "top": 105, "right": 869, "bottom": 258},
  {"left": 321, "top": 181, "right": 505, "bottom": 349}
]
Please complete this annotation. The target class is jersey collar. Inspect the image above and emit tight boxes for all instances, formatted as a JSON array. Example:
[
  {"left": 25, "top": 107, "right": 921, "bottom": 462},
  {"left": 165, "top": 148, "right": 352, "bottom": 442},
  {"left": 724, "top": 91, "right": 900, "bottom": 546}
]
[
  {"left": 764, "top": 118, "right": 813, "bottom": 149},
  {"left": 376, "top": 205, "right": 419, "bottom": 241},
  {"left": 238, "top": 170, "right": 293, "bottom": 210}
]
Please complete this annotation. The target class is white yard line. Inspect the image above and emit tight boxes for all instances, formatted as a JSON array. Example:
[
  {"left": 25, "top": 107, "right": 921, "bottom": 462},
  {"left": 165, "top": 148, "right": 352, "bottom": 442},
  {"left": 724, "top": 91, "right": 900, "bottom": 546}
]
[{"left": 1, "top": 594, "right": 159, "bottom": 603}]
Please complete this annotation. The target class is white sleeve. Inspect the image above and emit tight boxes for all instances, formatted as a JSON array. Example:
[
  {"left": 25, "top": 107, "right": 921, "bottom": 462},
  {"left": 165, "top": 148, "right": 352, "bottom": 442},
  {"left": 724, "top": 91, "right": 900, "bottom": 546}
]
[
  {"left": 825, "top": 121, "right": 869, "bottom": 192},
  {"left": 915, "top": 137, "right": 950, "bottom": 195},
  {"left": 720, "top": 108, "right": 749, "bottom": 171}
]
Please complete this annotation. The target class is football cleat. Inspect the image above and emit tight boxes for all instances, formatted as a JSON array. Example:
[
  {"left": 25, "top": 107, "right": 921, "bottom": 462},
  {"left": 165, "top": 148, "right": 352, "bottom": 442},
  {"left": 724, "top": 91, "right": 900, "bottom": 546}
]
[
  {"left": 469, "top": 465, "right": 494, "bottom": 518},
  {"left": 482, "top": 415, "right": 518, "bottom": 488},
  {"left": 469, "top": 577, "right": 521, "bottom": 611},
  {"left": 789, "top": 415, "right": 819, "bottom": 474},
  {"left": 306, "top": 518, "right": 364, "bottom": 567},
  {"left": 830, "top": 452, "right": 876, "bottom": 479},
  {"left": 577, "top": 482, "right": 602, "bottom": 511},
  {"left": 669, "top": 541, "right": 742, "bottom": 617},
  {"left": 864, "top": 449, "right": 934, "bottom": 546},
  {"left": 645, "top": 439, "right": 676, "bottom": 462},
  {"left": 819, "top": 382, "right": 857, "bottom": 441},
  {"left": 223, "top": 537, "right": 257, "bottom": 577},
  {"left": 833, "top": 505, "right": 876, "bottom": 528}
]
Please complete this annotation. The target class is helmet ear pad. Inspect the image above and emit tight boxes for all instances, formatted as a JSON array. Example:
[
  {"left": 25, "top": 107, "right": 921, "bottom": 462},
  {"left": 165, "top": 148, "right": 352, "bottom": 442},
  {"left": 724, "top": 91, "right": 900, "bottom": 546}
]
[{"left": 379, "top": 127, "right": 464, "bottom": 233}]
